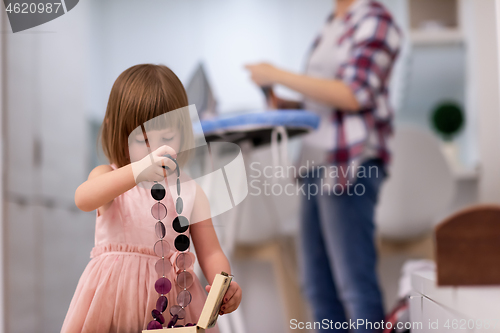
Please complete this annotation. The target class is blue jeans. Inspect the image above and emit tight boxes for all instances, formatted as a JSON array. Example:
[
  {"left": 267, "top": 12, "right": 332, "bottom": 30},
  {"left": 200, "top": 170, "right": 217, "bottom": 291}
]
[{"left": 297, "top": 159, "right": 386, "bottom": 332}]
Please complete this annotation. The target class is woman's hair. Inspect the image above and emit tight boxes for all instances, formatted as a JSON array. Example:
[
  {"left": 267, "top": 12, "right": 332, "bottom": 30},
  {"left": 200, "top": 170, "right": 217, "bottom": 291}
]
[{"left": 98, "top": 64, "right": 194, "bottom": 168}]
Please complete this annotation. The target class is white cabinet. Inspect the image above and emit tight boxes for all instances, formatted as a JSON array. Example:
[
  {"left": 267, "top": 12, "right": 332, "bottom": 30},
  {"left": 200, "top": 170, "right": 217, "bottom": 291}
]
[
  {"left": 409, "top": 270, "right": 500, "bottom": 333},
  {"left": 3, "top": 2, "right": 95, "bottom": 333}
]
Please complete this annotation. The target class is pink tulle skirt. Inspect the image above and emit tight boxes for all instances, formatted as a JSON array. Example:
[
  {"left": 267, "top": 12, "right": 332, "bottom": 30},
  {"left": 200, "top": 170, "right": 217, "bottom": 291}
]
[{"left": 60, "top": 243, "right": 220, "bottom": 333}]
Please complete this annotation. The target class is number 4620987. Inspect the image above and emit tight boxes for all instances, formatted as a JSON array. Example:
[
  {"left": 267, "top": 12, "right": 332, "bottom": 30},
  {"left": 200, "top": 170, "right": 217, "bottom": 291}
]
[
  {"left": 444, "top": 319, "right": 499, "bottom": 330},
  {"left": 5, "top": 2, "right": 62, "bottom": 14}
]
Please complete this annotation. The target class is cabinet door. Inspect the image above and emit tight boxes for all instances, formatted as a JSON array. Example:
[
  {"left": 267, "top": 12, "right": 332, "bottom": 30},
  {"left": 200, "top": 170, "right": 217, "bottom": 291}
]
[
  {"left": 4, "top": 4, "right": 94, "bottom": 333},
  {"left": 409, "top": 293, "right": 426, "bottom": 332},
  {"left": 422, "top": 297, "right": 474, "bottom": 333}
]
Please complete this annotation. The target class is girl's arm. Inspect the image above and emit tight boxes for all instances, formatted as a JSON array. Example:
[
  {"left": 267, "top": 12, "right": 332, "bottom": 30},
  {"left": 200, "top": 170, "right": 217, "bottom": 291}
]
[
  {"left": 74, "top": 163, "right": 136, "bottom": 212},
  {"left": 75, "top": 145, "right": 178, "bottom": 213},
  {"left": 190, "top": 182, "right": 230, "bottom": 284},
  {"left": 190, "top": 182, "right": 242, "bottom": 315}
]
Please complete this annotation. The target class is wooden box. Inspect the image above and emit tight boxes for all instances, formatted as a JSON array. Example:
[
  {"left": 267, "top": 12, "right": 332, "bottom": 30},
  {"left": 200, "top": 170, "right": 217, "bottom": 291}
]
[
  {"left": 143, "top": 272, "right": 233, "bottom": 332},
  {"left": 435, "top": 204, "right": 500, "bottom": 285}
]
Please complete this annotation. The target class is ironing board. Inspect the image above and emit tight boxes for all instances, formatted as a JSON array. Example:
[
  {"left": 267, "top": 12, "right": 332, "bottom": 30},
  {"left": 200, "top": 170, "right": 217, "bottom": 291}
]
[
  {"left": 199, "top": 110, "right": 320, "bottom": 254},
  {"left": 197, "top": 110, "right": 320, "bottom": 333},
  {"left": 200, "top": 109, "right": 320, "bottom": 147}
]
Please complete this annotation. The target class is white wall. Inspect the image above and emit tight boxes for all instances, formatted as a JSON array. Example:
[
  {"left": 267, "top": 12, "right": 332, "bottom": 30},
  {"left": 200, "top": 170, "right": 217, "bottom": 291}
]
[
  {"left": 471, "top": 0, "right": 500, "bottom": 202},
  {"left": 0, "top": 5, "right": 5, "bottom": 333},
  {"left": 87, "top": 0, "right": 333, "bottom": 119},
  {"left": 87, "top": 0, "right": 412, "bottom": 121}
]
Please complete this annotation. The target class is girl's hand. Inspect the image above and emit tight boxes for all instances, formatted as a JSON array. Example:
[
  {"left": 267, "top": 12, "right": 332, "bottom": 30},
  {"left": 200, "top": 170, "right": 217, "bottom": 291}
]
[
  {"left": 205, "top": 281, "right": 242, "bottom": 315},
  {"left": 131, "top": 145, "right": 178, "bottom": 184},
  {"left": 244, "top": 62, "right": 281, "bottom": 86}
]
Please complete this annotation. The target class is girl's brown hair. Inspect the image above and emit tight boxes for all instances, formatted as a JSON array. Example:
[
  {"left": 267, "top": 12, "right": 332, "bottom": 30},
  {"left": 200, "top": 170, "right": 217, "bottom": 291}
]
[{"left": 98, "top": 64, "right": 194, "bottom": 168}]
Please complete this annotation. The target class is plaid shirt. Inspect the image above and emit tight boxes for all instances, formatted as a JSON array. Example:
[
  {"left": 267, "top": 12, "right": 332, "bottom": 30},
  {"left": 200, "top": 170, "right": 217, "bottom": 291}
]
[{"left": 304, "top": 0, "right": 402, "bottom": 185}]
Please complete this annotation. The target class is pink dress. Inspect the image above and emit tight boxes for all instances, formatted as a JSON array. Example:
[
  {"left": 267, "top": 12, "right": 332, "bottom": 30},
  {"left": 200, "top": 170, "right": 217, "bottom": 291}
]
[{"left": 61, "top": 163, "right": 220, "bottom": 333}]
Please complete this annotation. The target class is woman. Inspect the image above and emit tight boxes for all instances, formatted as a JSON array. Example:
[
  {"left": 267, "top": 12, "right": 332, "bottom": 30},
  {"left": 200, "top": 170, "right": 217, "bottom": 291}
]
[{"left": 245, "top": 0, "right": 402, "bottom": 332}]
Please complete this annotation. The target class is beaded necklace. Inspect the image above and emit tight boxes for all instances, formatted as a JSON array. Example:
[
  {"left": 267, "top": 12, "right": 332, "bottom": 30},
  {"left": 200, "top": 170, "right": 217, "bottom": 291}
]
[{"left": 145, "top": 156, "right": 195, "bottom": 329}]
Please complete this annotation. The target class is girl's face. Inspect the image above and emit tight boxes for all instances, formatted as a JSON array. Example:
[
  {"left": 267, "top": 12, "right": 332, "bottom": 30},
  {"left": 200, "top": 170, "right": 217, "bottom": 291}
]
[{"left": 128, "top": 127, "right": 181, "bottom": 163}]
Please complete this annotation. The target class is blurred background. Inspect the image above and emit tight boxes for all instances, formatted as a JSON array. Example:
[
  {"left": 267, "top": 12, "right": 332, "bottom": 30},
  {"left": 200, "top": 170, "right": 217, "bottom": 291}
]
[{"left": 1, "top": 0, "right": 500, "bottom": 332}]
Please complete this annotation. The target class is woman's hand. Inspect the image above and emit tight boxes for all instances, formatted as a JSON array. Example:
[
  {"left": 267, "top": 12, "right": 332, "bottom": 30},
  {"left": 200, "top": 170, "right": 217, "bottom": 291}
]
[
  {"left": 244, "top": 62, "right": 281, "bottom": 86},
  {"left": 205, "top": 281, "right": 242, "bottom": 315},
  {"left": 276, "top": 96, "right": 304, "bottom": 109},
  {"left": 245, "top": 62, "right": 361, "bottom": 111}
]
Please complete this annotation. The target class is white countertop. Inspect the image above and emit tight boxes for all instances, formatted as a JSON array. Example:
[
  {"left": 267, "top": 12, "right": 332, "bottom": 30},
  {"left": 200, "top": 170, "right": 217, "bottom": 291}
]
[{"left": 411, "top": 270, "right": 500, "bottom": 321}]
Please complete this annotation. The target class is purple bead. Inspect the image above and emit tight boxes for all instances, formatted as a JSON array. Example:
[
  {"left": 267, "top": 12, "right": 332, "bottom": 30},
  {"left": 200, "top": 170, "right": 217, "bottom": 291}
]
[
  {"left": 176, "top": 271, "right": 194, "bottom": 289},
  {"left": 167, "top": 314, "right": 179, "bottom": 328},
  {"left": 147, "top": 320, "right": 162, "bottom": 330},
  {"left": 175, "top": 252, "right": 193, "bottom": 270},
  {"left": 169, "top": 305, "right": 186, "bottom": 319},
  {"left": 155, "top": 221, "right": 166, "bottom": 238},
  {"left": 177, "top": 290, "right": 192, "bottom": 307},
  {"left": 185, "top": 323, "right": 195, "bottom": 327},
  {"left": 154, "top": 277, "right": 172, "bottom": 294},
  {"left": 176, "top": 197, "right": 183, "bottom": 214},
  {"left": 151, "top": 309, "right": 165, "bottom": 324},
  {"left": 156, "top": 295, "right": 168, "bottom": 312},
  {"left": 154, "top": 240, "right": 170, "bottom": 258},
  {"left": 151, "top": 202, "right": 167, "bottom": 220},
  {"left": 155, "top": 258, "right": 172, "bottom": 277}
]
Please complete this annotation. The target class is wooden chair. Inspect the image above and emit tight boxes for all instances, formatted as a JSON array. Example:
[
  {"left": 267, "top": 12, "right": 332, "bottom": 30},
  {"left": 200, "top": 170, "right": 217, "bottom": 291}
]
[{"left": 435, "top": 204, "right": 500, "bottom": 286}]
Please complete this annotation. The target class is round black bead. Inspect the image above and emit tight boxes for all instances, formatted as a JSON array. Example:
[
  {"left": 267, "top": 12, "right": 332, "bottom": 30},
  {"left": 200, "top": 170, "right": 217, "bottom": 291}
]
[
  {"left": 174, "top": 234, "right": 190, "bottom": 251},
  {"left": 151, "top": 183, "right": 166, "bottom": 201},
  {"left": 172, "top": 216, "right": 189, "bottom": 233}
]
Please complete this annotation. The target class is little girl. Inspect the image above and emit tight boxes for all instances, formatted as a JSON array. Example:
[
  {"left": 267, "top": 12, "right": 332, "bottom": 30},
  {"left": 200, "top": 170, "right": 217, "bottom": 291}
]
[{"left": 61, "top": 64, "right": 242, "bottom": 333}]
